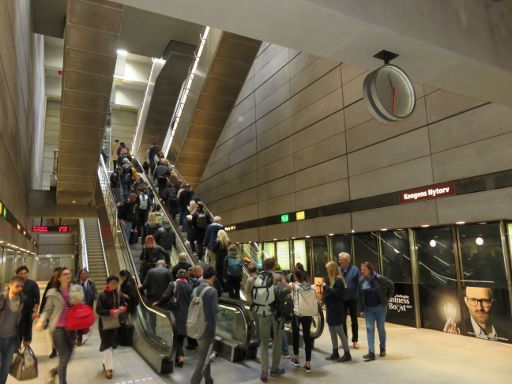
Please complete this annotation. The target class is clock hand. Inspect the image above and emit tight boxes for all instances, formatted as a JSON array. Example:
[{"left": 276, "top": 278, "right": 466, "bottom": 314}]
[{"left": 392, "top": 86, "right": 397, "bottom": 115}]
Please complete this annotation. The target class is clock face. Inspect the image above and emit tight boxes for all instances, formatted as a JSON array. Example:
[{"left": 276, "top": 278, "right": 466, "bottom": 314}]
[{"left": 363, "top": 64, "right": 416, "bottom": 123}]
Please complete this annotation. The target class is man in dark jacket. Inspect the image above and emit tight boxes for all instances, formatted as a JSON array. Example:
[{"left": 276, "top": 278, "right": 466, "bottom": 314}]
[
  {"left": 203, "top": 216, "right": 223, "bottom": 262},
  {"left": 140, "top": 260, "right": 174, "bottom": 303},
  {"left": 120, "top": 158, "right": 134, "bottom": 199},
  {"left": 154, "top": 219, "right": 175, "bottom": 264},
  {"left": 118, "top": 193, "right": 138, "bottom": 241},
  {"left": 0, "top": 276, "right": 32, "bottom": 383},
  {"left": 338, "top": 252, "right": 361, "bottom": 349},
  {"left": 177, "top": 182, "right": 193, "bottom": 228},
  {"left": 16, "top": 266, "right": 39, "bottom": 342},
  {"left": 148, "top": 143, "right": 159, "bottom": 173},
  {"left": 153, "top": 159, "right": 171, "bottom": 192},
  {"left": 190, "top": 267, "right": 218, "bottom": 384},
  {"left": 74, "top": 269, "right": 97, "bottom": 345},
  {"left": 110, "top": 166, "right": 123, "bottom": 203}
]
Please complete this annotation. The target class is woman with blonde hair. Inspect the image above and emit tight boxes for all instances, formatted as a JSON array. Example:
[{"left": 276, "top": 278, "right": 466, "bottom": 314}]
[
  {"left": 213, "top": 230, "right": 230, "bottom": 288},
  {"left": 323, "top": 261, "right": 351, "bottom": 362}
]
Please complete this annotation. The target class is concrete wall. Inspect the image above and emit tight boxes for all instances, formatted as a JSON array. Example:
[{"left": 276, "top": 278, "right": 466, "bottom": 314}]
[
  {"left": 0, "top": 0, "right": 44, "bottom": 251},
  {"left": 196, "top": 43, "right": 512, "bottom": 242},
  {"left": 42, "top": 101, "right": 60, "bottom": 190}
]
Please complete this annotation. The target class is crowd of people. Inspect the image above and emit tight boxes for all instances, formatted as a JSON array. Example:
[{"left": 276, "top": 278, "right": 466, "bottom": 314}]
[{"left": 0, "top": 141, "right": 395, "bottom": 384}]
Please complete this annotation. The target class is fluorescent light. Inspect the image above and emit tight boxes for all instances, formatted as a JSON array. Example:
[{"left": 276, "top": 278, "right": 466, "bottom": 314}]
[
  {"left": 351, "top": 229, "right": 355, "bottom": 233},
  {"left": 421, "top": 224, "right": 430, "bottom": 228},
  {"left": 475, "top": 236, "right": 484, "bottom": 246},
  {"left": 273, "top": 238, "right": 277, "bottom": 241},
  {"left": 117, "top": 49, "right": 128, "bottom": 56},
  {"left": 328, "top": 233, "right": 334, "bottom": 236},
  {"left": 380, "top": 228, "right": 388, "bottom": 231},
  {"left": 152, "top": 57, "right": 166, "bottom": 64},
  {"left": 429, "top": 239, "right": 437, "bottom": 247},
  {"left": 72, "top": 200, "right": 76, "bottom": 204},
  {"left": 455, "top": 221, "right": 466, "bottom": 225},
  {"left": 305, "top": 235, "right": 311, "bottom": 238}
]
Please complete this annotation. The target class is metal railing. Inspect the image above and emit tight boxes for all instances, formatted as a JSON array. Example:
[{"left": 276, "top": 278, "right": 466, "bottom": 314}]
[
  {"left": 78, "top": 219, "right": 88, "bottom": 270},
  {"left": 97, "top": 156, "right": 175, "bottom": 373},
  {"left": 131, "top": 157, "right": 260, "bottom": 353}
]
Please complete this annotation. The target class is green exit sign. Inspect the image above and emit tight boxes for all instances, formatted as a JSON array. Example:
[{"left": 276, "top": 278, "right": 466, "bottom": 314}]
[{"left": 280, "top": 213, "right": 289, "bottom": 223}]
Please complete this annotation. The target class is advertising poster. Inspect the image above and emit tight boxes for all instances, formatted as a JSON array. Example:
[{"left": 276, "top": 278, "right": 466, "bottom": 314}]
[
  {"left": 293, "top": 240, "right": 308, "bottom": 271},
  {"left": 386, "top": 283, "right": 416, "bottom": 327},
  {"left": 276, "top": 241, "right": 290, "bottom": 271}
]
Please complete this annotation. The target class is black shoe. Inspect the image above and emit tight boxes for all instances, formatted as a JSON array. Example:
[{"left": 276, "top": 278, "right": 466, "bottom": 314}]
[
  {"left": 289, "top": 358, "right": 300, "bottom": 368},
  {"left": 175, "top": 360, "right": 184, "bottom": 368},
  {"left": 380, "top": 349, "right": 386, "bottom": 357},
  {"left": 303, "top": 365, "right": 311, "bottom": 373},
  {"left": 49, "top": 348, "right": 57, "bottom": 359},
  {"left": 325, "top": 350, "right": 340, "bottom": 360},
  {"left": 338, "top": 351, "right": 352, "bottom": 362},
  {"left": 270, "top": 368, "right": 285, "bottom": 377},
  {"left": 363, "top": 352, "right": 376, "bottom": 361}
]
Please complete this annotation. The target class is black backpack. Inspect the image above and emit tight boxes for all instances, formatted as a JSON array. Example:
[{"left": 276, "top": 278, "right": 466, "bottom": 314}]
[
  {"left": 274, "top": 280, "right": 294, "bottom": 322},
  {"left": 196, "top": 213, "right": 208, "bottom": 229}
]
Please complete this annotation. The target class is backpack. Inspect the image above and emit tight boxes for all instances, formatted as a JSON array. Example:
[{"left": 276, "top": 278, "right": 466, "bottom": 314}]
[
  {"left": 186, "top": 285, "right": 212, "bottom": 339},
  {"left": 139, "top": 194, "right": 149, "bottom": 210},
  {"left": 226, "top": 257, "right": 243, "bottom": 278},
  {"left": 252, "top": 272, "right": 275, "bottom": 316},
  {"left": 274, "top": 282, "right": 294, "bottom": 321},
  {"left": 295, "top": 283, "right": 318, "bottom": 317},
  {"left": 196, "top": 213, "right": 208, "bottom": 229}
]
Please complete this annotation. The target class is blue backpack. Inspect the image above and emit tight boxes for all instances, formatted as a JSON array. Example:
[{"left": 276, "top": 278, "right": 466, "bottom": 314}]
[{"left": 226, "top": 257, "right": 243, "bottom": 278}]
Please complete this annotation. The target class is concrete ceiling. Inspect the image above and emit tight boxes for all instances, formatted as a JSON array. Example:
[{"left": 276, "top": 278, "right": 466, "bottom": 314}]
[
  {"left": 138, "top": 42, "right": 197, "bottom": 154},
  {"left": 168, "top": 32, "right": 261, "bottom": 187},
  {"left": 32, "top": 0, "right": 203, "bottom": 59},
  {"left": 57, "top": 0, "right": 123, "bottom": 205},
  {"left": 114, "top": 0, "right": 512, "bottom": 108}
]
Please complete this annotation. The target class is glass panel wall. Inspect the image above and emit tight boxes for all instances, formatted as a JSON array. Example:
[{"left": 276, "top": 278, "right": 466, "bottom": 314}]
[
  {"left": 353, "top": 232, "right": 380, "bottom": 271},
  {"left": 381, "top": 230, "right": 415, "bottom": 326},
  {"left": 458, "top": 223, "right": 511, "bottom": 342},
  {"left": 311, "top": 237, "right": 329, "bottom": 279},
  {"left": 262, "top": 242, "right": 275, "bottom": 260},
  {"left": 276, "top": 241, "right": 291, "bottom": 272},
  {"left": 292, "top": 240, "right": 308, "bottom": 271},
  {"left": 331, "top": 234, "right": 351, "bottom": 261},
  {"left": 416, "top": 227, "right": 460, "bottom": 332}
]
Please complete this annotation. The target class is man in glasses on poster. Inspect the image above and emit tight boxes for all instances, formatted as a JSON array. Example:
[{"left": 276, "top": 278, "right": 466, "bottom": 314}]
[{"left": 444, "top": 285, "right": 508, "bottom": 342}]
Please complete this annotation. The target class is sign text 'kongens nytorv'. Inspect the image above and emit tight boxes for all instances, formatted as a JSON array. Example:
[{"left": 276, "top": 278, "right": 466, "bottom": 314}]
[{"left": 399, "top": 182, "right": 456, "bottom": 204}]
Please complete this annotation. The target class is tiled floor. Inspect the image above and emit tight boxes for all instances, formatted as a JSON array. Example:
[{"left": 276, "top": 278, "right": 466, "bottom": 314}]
[{"left": 8, "top": 318, "right": 512, "bottom": 383}]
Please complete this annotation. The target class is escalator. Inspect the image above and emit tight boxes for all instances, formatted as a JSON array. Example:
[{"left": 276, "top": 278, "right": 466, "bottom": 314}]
[
  {"left": 134, "top": 158, "right": 324, "bottom": 341},
  {"left": 98, "top": 157, "right": 259, "bottom": 363}
]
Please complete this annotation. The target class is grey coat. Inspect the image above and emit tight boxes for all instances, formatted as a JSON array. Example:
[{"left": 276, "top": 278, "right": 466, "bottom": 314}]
[{"left": 37, "top": 284, "right": 84, "bottom": 334}]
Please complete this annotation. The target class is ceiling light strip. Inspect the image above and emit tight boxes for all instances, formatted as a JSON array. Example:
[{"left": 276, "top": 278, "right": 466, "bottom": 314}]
[{"left": 162, "top": 26, "right": 210, "bottom": 158}]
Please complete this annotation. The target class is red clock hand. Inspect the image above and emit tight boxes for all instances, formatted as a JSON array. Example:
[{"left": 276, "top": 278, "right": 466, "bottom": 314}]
[{"left": 392, "top": 86, "right": 397, "bottom": 115}]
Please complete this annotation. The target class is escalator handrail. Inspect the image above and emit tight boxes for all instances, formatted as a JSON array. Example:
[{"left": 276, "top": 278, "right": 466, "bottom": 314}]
[
  {"left": 98, "top": 156, "right": 176, "bottom": 333},
  {"left": 132, "top": 157, "right": 257, "bottom": 350},
  {"left": 132, "top": 157, "right": 198, "bottom": 267},
  {"left": 144, "top": 158, "right": 325, "bottom": 340}
]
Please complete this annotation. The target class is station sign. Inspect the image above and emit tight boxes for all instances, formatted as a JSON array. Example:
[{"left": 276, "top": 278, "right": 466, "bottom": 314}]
[
  {"left": 32, "top": 225, "right": 71, "bottom": 233},
  {"left": 399, "top": 182, "right": 456, "bottom": 204}
]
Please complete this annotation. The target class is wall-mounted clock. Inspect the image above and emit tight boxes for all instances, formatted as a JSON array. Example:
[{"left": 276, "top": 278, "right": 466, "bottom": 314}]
[{"left": 363, "top": 63, "right": 416, "bottom": 123}]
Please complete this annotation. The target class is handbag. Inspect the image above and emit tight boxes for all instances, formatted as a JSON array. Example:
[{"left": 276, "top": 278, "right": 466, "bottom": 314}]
[
  {"left": 66, "top": 304, "right": 95, "bottom": 331},
  {"left": 101, "top": 315, "right": 121, "bottom": 330},
  {"left": 10, "top": 346, "right": 38, "bottom": 380}
]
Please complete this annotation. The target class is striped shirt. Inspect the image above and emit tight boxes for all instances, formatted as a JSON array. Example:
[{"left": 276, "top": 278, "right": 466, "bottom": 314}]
[{"left": 56, "top": 290, "right": 70, "bottom": 327}]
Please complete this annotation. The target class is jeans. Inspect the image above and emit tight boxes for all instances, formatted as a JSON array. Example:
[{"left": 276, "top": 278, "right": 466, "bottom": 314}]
[
  {"left": 122, "top": 221, "right": 133, "bottom": 242},
  {"left": 121, "top": 180, "right": 131, "bottom": 199},
  {"left": 0, "top": 336, "right": 18, "bottom": 384},
  {"left": 53, "top": 327, "right": 74, "bottom": 384},
  {"left": 343, "top": 298, "right": 359, "bottom": 342},
  {"left": 259, "top": 314, "right": 283, "bottom": 374},
  {"left": 364, "top": 305, "right": 387, "bottom": 353},
  {"left": 281, "top": 333, "right": 289, "bottom": 356},
  {"left": 190, "top": 334, "right": 214, "bottom": 384},
  {"left": 328, "top": 325, "right": 349, "bottom": 352},
  {"left": 292, "top": 316, "right": 313, "bottom": 361}
]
